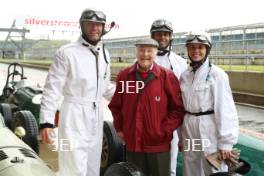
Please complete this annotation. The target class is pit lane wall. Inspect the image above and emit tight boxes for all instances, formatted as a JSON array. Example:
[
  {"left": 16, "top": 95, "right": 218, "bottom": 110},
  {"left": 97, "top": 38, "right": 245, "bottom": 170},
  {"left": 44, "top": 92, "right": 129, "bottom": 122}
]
[
  {"left": 227, "top": 71, "right": 264, "bottom": 107},
  {"left": 111, "top": 67, "right": 264, "bottom": 107},
  {"left": 0, "top": 61, "right": 263, "bottom": 107}
]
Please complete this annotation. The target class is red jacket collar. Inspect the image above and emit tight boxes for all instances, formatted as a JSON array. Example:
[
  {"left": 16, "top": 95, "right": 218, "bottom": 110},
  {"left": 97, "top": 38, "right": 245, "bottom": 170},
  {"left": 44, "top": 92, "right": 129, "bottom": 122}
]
[{"left": 128, "top": 62, "right": 161, "bottom": 78}]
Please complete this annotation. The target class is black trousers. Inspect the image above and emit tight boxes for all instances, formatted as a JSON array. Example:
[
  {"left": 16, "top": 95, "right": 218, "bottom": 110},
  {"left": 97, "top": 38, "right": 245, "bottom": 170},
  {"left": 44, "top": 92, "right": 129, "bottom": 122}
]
[{"left": 126, "top": 151, "right": 170, "bottom": 176}]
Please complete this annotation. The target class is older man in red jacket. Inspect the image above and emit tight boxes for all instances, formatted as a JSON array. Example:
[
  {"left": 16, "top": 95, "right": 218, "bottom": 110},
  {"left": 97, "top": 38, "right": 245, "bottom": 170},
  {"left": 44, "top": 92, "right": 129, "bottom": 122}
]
[{"left": 108, "top": 38, "right": 185, "bottom": 176}]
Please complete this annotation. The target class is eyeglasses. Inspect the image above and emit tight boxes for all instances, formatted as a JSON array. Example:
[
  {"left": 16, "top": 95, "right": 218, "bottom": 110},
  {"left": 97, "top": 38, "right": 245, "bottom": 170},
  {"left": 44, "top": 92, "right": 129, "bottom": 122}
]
[
  {"left": 82, "top": 10, "right": 106, "bottom": 22},
  {"left": 152, "top": 19, "right": 173, "bottom": 31}
]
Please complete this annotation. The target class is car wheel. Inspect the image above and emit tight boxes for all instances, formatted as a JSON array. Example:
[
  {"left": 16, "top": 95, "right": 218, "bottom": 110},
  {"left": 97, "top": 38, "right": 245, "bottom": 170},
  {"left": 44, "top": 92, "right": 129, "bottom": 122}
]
[
  {"left": 104, "top": 162, "right": 146, "bottom": 176},
  {"left": 0, "top": 103, "right": 12, "bottom": 129},
  {"left": 12, "top": 110, "right": 39, "bottom": 154},
  {"left": 100, "top": 121, "right": 124, "bottom": 175}
]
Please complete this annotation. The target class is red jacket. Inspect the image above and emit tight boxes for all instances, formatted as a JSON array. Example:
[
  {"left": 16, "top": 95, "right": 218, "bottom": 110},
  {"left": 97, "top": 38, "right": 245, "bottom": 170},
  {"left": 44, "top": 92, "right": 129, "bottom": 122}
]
[{"left": 108, "top": 62, "right": 185, "bottom": 153}]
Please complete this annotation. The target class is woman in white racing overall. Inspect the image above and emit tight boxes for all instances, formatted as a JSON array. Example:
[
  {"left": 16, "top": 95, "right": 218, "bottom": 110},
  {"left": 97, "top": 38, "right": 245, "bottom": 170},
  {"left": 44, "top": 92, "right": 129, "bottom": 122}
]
[
  {"left": 180, "top": 31, "right": 239, "bottom": 176},
  {"left": 39, "top": 9, "right": 115, "bottom": 176}
]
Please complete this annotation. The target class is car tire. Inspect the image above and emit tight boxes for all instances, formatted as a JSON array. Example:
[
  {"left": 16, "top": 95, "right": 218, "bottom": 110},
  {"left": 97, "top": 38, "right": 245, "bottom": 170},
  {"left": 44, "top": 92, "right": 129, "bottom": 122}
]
[
  {"left": 0, "top": 103, "right": 12, "bottom": 129},
  {"left": 12, "top": 110, "right": 39, "bottom": 154},
  {"left": 100, "top": 121, "right": 124, "bottom": 175},
  {"left": 104, "top": 162, "right": 146, "bottom": 176}
]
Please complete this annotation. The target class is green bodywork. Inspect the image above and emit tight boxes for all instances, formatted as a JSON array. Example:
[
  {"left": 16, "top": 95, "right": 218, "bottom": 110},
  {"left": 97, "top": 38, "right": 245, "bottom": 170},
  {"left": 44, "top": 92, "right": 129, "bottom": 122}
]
[
  {"left": 175, "top": 133, "right": 264, "bottom": 176},
  {"left": 12, "top": 87, "right": 42, "bottom": 125},
  {"left": 235, "top": 133, "right": 264, "bottom": 176},
  {"left": 0, "top": 63, "right": 42, "bottom": 127}
]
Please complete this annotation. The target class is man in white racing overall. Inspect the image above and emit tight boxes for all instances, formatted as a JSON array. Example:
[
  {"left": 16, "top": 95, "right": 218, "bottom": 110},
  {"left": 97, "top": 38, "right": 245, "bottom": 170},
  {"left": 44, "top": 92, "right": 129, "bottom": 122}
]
[
  {"left": 39, "top": 9, "right": 115, "bottom": 176},
  {"left": 150, "top": 19, "right": 187, "bottom": 176}
]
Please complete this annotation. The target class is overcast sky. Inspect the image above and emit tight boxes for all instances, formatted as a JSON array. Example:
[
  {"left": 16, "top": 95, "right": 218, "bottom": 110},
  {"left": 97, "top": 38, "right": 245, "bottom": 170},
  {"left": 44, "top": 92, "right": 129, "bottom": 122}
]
[{"left": 0, "top": 0, "right": 263, "bottom": 40}]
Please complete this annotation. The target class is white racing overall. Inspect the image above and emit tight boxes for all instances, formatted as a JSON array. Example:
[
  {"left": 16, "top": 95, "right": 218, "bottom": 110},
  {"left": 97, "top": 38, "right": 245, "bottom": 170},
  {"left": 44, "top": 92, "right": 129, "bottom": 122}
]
[
  {"left": 180, "top": 59, "right": 238, "bottom": 176},
  {"left": 155, "top": 50, "right": 187, "bottom": 176},
  {"left": 40, "top": 36, "right": 115, "bottom": 176}
]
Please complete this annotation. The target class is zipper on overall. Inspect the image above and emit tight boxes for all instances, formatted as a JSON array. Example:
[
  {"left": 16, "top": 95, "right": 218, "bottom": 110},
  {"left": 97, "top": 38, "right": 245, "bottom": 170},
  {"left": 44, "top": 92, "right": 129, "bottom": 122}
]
[{"left": 90, "top": 49, "right": 99, "bottom": 110}]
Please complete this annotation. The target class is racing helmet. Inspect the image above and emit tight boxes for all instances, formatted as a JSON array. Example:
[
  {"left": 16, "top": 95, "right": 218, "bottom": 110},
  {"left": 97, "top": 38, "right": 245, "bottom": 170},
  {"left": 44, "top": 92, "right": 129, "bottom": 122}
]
[
  {"left": 150, "top": 19, "right": 173, "bottom": 34},
  {"left": 79, "top": 9, "right": 106, "bottom": 24},
  {"left": 185, "top": 31, "right": 212, "bottom": 49}
]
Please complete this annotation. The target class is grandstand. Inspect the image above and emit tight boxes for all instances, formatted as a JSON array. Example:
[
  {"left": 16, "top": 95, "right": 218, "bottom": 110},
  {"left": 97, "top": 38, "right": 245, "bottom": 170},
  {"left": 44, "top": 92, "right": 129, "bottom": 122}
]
[
  {"left": 1, "top": 22, "right": 264, "bottom": 65},
  {"left": 104, "top": 22, "right": 264, "bottom": 65}
]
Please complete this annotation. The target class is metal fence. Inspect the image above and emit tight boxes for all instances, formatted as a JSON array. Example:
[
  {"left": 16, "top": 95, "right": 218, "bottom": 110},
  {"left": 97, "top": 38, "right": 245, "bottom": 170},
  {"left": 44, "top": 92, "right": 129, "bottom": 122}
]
[
  {"left": 104, "top": 23, "right": 264, "bottom": 72},
  {"left": 2, "top": 23, "right": 264, "bottom": 72}
]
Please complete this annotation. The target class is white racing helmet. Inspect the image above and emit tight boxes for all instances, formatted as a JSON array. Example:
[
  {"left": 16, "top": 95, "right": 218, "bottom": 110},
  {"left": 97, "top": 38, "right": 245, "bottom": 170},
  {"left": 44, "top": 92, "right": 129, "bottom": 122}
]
[{"left": 185, "top": 31, "right": 212, "bottom": 49}]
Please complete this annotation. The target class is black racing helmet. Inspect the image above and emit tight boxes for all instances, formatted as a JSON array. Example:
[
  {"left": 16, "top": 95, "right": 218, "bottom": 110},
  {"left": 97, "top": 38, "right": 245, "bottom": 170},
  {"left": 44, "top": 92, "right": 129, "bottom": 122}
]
[
  {"left": 150, "top": 19, "right": 173, "bottom": 34},
  {"left": 79, "top": 9, "right": 106, "bottom": 24}
]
